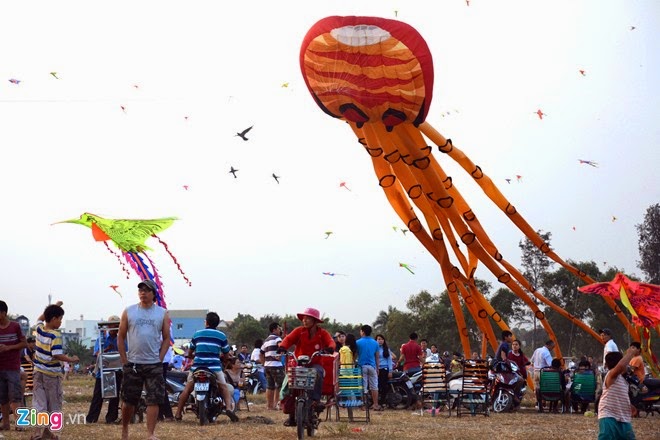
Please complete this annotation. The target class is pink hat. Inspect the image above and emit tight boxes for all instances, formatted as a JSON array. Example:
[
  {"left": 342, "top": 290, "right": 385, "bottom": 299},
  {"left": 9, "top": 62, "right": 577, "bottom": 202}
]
[{"left": 297, "top": 307, "right": 322, "bottom": 323}]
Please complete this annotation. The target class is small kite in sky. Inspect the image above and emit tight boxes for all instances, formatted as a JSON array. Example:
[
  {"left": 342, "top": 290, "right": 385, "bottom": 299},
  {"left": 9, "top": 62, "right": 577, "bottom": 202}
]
[
  {"left": 535, "top": 109, "right": 546, "bottom": 120},
  {"left": 516, "top": 175, "right": 523, "bottom": 183},
  {"left": 630, "top": 26, "right": 636, "bottom": 30},
  {"left": 572, "top": 226, "right": 576, "bottom": 231},
  {"left": 399, "top": 262, "right": 415, "bottom": 274},
  {"left": 578, "top": 159, "right": 598, "bottom": 167},
  {"left": 339, "top": 181, "right": 351, "bottom": 191},
  {"left": 281, "top": 82, "right": 289, "bottom": 88},
  {"left": 182, "top": 185, "right": 189, "bottom": 191},
  {"left": 392, "top": 226, "right": 398, "bottom": 232},
  {"left": 579, "top": 70, "right": 586, "bottom": 77},
  {"left": 401, "top": 229, "right": 409, "bottom": 236},
  {"left": 120, "top": 105, "right": 126, "bottom": 113},
  {"left": 324, "top": 231, "right": 333, "bottom": 239},
  {"left": 109, "top": 285, "right": 122, "bottom": 298},
  {"left": 229, "top": 166, "right": 239, "bottom": 178},
  {"left": 323, "top": 272, "right": 348, "bottom": 277},
  {"left": 612, "top": 216, "right": 617, "bottom": 222},
  {"left": 235, "top": 125, "right": 253, "bottom": 141},
  {"left": 50, "top": 72, "right": 59, "bottom": 79},
  {"left": 133, "top": 84, "right": 139, "bottom": 89},
  {"left": 505, "top": 178, "right": 511, "bottom": 184},
  {"left": 466, "top": 0, "right": 470, "bottom": 6},
  {"left": 272, "top": 173, "right": 280, "bottom": 184},
  {"left": 8, "top": 79, "right": 20, "bottom": 84}
]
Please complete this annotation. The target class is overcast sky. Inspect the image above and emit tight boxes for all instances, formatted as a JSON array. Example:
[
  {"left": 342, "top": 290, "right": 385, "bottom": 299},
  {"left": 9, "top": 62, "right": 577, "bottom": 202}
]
[{"left": 1, "top": 0, "right": 658, "bottom": 329}]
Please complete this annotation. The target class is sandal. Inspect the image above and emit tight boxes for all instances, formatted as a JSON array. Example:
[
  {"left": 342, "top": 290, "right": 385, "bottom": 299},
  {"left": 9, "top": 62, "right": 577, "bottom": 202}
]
[
  {"left": 174, "top": 414, "right": 183, "bottom": 422},
  {"left": 370, "top": 405, "right": 384, "bottom": 411},
  {"left": 283, "top": 418, "right": 296, "bottom": 427}
]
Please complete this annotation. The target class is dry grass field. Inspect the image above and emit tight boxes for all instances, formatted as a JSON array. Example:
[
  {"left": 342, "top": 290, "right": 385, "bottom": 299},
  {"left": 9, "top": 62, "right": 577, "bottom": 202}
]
[{"left": 3, "top": 375, "right": 658, "bottom": 440}]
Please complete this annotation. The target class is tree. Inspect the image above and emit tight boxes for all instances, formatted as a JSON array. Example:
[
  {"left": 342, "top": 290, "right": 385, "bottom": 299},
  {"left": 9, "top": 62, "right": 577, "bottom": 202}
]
[
  {"left": 636, "top": 203, "right": 660, "bottom": 284},
  {"left": 228, "top": 313, "right": 266, "bottom": 348},
  {"left": 65, "top": 338, "right": 94, "bottom": 366},
  {"left": 519, "top": 230, "right": 554, "bottom": 348}
]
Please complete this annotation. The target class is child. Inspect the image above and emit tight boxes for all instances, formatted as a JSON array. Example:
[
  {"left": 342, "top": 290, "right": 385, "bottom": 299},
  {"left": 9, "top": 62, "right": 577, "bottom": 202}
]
[
  {"left": 339, "top": 334, "right": 357, "bottom": 368},
  {"left": 32, "top": 301, "right": 79, "bottom": 440},
  {"left": 598, "top": 346, "right": 640, "bottom": 440}
]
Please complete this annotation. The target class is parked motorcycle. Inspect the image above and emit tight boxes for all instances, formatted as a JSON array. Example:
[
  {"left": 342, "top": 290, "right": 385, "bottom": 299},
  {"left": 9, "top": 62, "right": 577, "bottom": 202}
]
[
  {"left": 489, "top": 359, "right": 526, "bottom": 413},
  {"left": 626, "top": 372, "right": 660, "bottom": 417},
  {"left": 243, "top": 362, "right": 265, "bottom": 395},
  {"left": 384, "top": 370, "right": 416, "bottom": 409}
]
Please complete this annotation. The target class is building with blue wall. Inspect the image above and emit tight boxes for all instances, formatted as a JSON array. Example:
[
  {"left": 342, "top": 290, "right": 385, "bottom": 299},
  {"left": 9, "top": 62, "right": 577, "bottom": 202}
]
[{"left": 170, "top": 309, "right": 208, "bottom": 340}]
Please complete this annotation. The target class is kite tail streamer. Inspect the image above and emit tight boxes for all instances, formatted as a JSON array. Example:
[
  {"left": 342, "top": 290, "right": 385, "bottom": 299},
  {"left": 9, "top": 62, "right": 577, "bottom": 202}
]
[
  {"left": 142, "top": 252, "right": 166, "bottom": 307},
  {"left": 125, "top": 251, "right": 167, "bottom": 309},
  {"left": 105, "top": 242, "right": 131, "bottom": 279},
  {"left": 123, "top": 252, "right": 140, "bottom": 277},
  {"left": 153, "top": 234, "right": 191, "bottom": 286}
]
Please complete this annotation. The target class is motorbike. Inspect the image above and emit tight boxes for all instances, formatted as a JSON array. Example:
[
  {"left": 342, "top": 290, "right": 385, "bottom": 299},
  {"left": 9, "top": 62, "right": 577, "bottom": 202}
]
[
  {"left": 626, "top": 372, "right": 660, "bottom": 417},
  {"left": 287, "top": 351, "right": 329, "bottom": 440},
  {"left": 489, "top": 359, "right": 526, "bottom": 413},
  {"left": 384, "top": 370, "right": 416, "bottom": 409},
  {"left": 243, "top": 362, "right": 265, "bottom": 395}
]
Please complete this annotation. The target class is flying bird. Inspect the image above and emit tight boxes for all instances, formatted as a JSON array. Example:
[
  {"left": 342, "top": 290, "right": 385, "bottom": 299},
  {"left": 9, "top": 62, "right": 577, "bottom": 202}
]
[
  {"left": 272, "top": 173, "right": 280, "bottom": 184},
  {"left": 339, "top": 181, "right": 351, "bottom": 191},
  {"left": 235, "top": 125, "right": 254, "bottom": 141},
  {"left": 50, "top": 72, "right": 59, "bottom": 79},
  {"left": 399, "top": 262, "right": 415, "bottom": 274},
  {"left": 109, "top": 285, "right": 122, "bottom": 298},
  {"left": 229, "top": 166, "right": 239, "bottom": 178},
  {"left": 535, "top": 109, "right": 546, "bottom": 119},
  {"left": 324, "top": 231, "right": 333, "bottom": 239},
  {"left": 578, "top": 159, "right": 598, "bottom": 167},
  {"left": 8, "top": 78, "right": 20, "bottom": 84}
]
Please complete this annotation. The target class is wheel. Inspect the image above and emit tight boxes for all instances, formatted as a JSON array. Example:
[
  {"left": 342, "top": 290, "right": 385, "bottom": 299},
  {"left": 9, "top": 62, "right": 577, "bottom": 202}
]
[
  {"left": 387, "top": 384, "right": 412, "bottom": 409},
  {"left": 306, "top": 405, "right": 317, "bottom": 437},
  {"left": 198, "top": 398, "right": 208, "bottom": 426},
  {"left": 492, "top": 390, "right": 513, "bottom": 413},
  {"left": 296, "top": 399, "right": 306, "bottom": 440}
]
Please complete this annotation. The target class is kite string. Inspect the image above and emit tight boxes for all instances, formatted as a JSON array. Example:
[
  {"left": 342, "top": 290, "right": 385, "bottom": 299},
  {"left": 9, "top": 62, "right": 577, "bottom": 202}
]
[
  {"left": 104, "top": 242, "right": 131, "bottom": 279},
  {"left": 153, "top": 234, "right": 192, "bottom": 286}
]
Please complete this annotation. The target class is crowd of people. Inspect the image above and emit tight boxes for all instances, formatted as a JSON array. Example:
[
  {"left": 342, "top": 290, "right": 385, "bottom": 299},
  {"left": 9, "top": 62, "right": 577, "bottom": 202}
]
[{"left": 0, "top": 290, "right": 651, "bottom": 440}]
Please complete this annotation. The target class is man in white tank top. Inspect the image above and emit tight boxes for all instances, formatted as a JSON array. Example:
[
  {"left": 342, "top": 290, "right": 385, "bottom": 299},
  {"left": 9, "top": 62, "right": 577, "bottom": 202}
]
[
  {"left": 597, "top": 345, "right": 641, "bottom": 440},
  {"left": 118, "top": 279, "right": 170, "bottom": 440}
]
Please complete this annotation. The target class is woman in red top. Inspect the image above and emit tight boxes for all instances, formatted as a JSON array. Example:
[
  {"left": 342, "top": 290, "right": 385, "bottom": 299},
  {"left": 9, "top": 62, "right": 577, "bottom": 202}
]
[
  {"left": 279, "top": 307, "right": 335, "bottom": 427},
  {"left": 506, "top": 340, "right": 529, "bottom": 379}
]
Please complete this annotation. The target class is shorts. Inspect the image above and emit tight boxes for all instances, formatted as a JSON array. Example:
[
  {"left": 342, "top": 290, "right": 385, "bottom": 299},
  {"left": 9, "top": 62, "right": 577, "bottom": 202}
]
[
  {"left": 121, "top": 363, "right": 166, "bottom": 406},
  {"left": 0, "top": 370, "right": 23, "bottom": 404},
  {"left": 598, "top": 417, "right": 636, "bottom": 440},
  {"left": 361, "top": 365, "right": 378, "bottom": 391},
  {"left": 186, "top": 369, "right": 226, "bottom": 385},
  {"left": 33, "top": 372, "right": 63, "bottom": 412},
  {"left": 265, "top": 366, "right": 285, "bottom": 390}
]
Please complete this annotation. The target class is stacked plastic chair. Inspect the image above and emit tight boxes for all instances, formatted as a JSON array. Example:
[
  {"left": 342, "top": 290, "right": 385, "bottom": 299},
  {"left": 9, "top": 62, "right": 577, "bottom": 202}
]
[
  {"left": 336, "top": 366, "right": 370, "bottom": 423},
  {"left": 457, "top": 359, "right": 490, "bottom": 417}
]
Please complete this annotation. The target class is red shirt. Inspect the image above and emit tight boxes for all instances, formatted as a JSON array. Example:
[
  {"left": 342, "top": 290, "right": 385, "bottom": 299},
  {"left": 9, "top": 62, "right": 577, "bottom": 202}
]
[
  {"left": 400, "top": 340, "right": 422, "bottom": 371},
  {"left": 280, "top": 326, "right": 335, "bottom": 359},
  {"left": 0, "top": 321, "right": 24, "bottom": 370}
]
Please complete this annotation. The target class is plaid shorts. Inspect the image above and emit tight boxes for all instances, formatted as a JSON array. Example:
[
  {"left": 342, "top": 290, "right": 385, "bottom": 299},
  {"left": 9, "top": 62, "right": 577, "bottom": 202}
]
[{"left": 121, "top": 363, "right": 166, "bottom": 406}]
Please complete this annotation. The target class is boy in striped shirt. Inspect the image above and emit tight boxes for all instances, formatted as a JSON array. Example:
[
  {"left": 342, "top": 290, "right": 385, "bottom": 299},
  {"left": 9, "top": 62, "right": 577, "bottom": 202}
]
[{"left": 32, "top": 301, "right": 79, "bottom": 440}]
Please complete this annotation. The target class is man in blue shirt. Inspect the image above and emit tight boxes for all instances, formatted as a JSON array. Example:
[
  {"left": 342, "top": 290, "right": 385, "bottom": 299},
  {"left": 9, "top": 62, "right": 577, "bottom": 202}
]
[
  {"left": 174, "top": 312, "right": 237, "bottom": 422},
  {"left": 86, "top": 316, "right": 122, "bottom": 423},
  {"left": 356, "top": 325, "right": 382, "bottom": 411}
]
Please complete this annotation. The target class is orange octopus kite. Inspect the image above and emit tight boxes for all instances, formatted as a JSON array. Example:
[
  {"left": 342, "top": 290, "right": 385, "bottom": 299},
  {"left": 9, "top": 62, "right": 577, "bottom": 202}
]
[{"left": 300, "top": 16, "right": 648, "bottom": 367}]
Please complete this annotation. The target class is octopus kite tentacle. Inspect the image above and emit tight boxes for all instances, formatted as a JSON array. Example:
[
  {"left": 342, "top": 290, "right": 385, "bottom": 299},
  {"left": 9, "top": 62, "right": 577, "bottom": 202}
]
[{"left": 419, "top": 121, "right": 637, "bottom": 340}]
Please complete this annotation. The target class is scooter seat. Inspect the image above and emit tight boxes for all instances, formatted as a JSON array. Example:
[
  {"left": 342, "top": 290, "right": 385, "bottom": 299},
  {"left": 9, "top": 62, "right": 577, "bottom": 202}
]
[
  {"left": 168, "top": 370, "right": 189, "bottom": 383},
  {"left": 643, "top": 378, "right": 660, "bottom": 392}
]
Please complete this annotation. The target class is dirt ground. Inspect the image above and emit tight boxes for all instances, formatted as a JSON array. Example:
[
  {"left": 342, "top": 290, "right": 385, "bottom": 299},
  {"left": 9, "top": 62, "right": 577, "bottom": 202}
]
[{"left": 3, "top": 375, "right": 659, "bottom": 440}]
